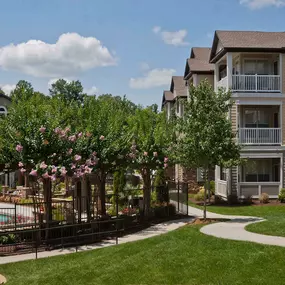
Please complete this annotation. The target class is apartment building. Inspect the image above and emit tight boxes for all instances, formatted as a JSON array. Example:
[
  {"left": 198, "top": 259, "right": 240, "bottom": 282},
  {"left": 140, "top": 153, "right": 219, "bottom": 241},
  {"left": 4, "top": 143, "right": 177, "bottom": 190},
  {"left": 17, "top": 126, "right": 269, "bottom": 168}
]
[
  {"left": 162, "top": 47, "right": 214, "bottom": 185},
  {"left": 211, "top": 30, "right": 285, "bottom": 199}
]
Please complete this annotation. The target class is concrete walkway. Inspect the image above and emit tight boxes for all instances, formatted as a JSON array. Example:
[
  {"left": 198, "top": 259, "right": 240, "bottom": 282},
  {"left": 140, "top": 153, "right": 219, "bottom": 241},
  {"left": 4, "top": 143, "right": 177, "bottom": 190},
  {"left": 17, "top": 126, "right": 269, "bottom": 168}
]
[
  {"left": 0, "top": 218, "right": 193, "bottom": 265},
  {"left": 186, "top": 203, "right": 285, "bottom": 247}
]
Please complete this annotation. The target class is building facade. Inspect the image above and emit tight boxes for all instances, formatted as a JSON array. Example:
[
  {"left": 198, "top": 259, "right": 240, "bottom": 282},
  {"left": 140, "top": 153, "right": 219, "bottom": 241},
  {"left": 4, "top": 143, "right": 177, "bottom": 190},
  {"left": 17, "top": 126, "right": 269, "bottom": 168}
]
[{"left": 211, "top": 30, "right": 285, "bottom": 199}]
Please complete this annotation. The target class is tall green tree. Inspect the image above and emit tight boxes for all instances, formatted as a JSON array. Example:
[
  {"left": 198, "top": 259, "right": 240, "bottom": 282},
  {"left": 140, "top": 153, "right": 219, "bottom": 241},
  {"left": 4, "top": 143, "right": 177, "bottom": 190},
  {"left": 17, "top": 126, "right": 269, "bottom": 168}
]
[
  {"left": 129, "top": 106, "right": 171, "bottom": 218},
  {"left": 77, "top": 94, "right": 136, "bottom": 215},
  {"left": 10, "top": 80, "right": 34, "bottom": 103},
  {"left": 49, "top": 79, "right": 86, "bottom": 104},
  {"left": 175, "top": 80, "right": 241, "bottom": 219}
]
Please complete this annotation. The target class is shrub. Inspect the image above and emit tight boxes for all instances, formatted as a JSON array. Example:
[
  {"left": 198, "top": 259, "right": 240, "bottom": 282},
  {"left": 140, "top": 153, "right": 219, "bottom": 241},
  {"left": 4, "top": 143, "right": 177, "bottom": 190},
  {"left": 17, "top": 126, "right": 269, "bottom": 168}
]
[
  {"left": 259, "top": 193, "right": 269, "bottom": 204},
  {"left": 152, "top": 203, "right": 176, "bottom": 218},
  {"left": 240, "top": 195, "right": 253, "bottom": 205},
  {"left": 278, "top": 188, "right": 285, "bottom": 203},
  {"left": 154, "top": 169, "right": 168, "bottom": 203},
  {"left": 194, "top": 188, "right": 205, "bottom": 201},
  {"left": 0, "top": 234, "right": 18, "bottom": 245}
]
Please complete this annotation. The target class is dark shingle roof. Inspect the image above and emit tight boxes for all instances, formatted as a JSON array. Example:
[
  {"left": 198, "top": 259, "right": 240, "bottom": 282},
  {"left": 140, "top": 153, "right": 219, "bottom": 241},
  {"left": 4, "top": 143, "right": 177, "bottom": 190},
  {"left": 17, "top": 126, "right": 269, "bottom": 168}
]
[
  {"left": 216, "top": 30, "right": 285, "bottom": 49},
  {"left": 184, "top": 47, "right": 214, "bottom": 79},
  {"left": 210, "top": 30, "right": 285, "bottom": 62},
  {"left": 171, "top": 76, "right": 188, "bottom": 97}
]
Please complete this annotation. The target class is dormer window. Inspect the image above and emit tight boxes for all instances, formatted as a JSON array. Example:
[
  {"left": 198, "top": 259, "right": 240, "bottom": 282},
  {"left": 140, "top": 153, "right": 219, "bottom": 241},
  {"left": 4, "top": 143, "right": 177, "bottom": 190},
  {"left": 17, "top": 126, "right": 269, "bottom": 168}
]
[{"left": 0, "top": 106, "right": 7, "bottom": 116}]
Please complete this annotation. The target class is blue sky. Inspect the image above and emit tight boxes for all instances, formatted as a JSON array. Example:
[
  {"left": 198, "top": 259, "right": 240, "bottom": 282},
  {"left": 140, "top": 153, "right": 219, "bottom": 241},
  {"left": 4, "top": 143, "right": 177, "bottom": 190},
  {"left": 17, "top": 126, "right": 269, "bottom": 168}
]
[{"left": 0, "top": 0, "right": 284, "bottom": 106}]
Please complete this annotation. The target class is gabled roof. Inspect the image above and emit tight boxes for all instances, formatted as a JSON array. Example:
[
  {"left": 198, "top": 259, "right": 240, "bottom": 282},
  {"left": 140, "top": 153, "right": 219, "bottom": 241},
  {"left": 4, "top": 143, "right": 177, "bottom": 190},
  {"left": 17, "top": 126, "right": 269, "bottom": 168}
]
[
  {"left": 184, "top": 47, "right": 214, "bottom": 79},
  {"left": 210, "top": 30, "right": 285, "bottom": 63},
  {"left": 171, "top": 76, "right": 188, "bottom": 98},
  {"left": 161, "top": 90, "right": 174, "bottom": 107}
]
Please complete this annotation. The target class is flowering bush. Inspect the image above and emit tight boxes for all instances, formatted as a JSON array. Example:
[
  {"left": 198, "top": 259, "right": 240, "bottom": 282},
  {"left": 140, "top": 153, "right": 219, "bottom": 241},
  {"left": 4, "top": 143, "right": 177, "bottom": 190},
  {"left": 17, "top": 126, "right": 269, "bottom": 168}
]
[{"left": 120, "top": 207, "right": 139, "bottom": 216}]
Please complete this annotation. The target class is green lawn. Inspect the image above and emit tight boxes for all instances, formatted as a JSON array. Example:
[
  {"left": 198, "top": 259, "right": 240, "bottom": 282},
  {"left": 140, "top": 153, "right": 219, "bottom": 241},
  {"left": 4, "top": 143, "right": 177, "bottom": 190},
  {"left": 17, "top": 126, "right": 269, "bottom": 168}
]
[
  {"left": 190, "top": 202, "right": 285, "bottom": 237},
  {"left": 1, "top": 225, "right": 285, "bottom": 285}
]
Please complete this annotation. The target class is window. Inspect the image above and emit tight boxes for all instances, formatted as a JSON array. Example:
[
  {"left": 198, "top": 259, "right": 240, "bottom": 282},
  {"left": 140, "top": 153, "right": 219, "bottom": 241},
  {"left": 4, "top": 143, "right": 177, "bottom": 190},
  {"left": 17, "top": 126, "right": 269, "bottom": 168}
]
[
  {"left": 244, "top": 108, "right": 269, "bottom": 128},
  {"left": 176, "top": 101, "right": 179, "bottom": 114},
  {"left": 241, "top": 158, "right": 280, "bottom": 182},
  {"left": 0, "top": 106, "right": 7, "bottom": 116},
  {"left": 244, "top": 60, "right": 269, "bottom": 75},
  {"left": 220, "top": 167, "right": 227, "bottom": 181}
]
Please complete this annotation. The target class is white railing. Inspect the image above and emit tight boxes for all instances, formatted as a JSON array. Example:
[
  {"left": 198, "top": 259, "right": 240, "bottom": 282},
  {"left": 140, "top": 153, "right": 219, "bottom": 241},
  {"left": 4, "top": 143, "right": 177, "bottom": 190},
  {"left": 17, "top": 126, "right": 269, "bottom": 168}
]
[
  {"left": 217, "top": 76, "right": 228, "bottom": 89},
  {"left": 216, "top": 180, "right": 227, "bottom": 197},
  {"left": 238, "top": 128, "right": 281, "bottom": 145},
  {"left": 239, "top": 182, "right": 280, "bottom": 198},
  {"left": 232, "top": 74, "right": 280, "bottom": 92}
]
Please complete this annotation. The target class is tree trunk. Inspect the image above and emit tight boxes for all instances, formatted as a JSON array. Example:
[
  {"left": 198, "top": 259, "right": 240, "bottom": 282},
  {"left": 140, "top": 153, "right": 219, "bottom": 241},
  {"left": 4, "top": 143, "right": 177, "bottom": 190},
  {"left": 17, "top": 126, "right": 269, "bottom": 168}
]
[
  {"left": 43, "top": 178, "right": 52, "bottom": 243},
  {"left": 142, "top": 168, "right": 151, "bottom": 219},
  {"left": 203, "top": 167, "right": 209, "bottom": 220},
  {"left": 82, "top": 175, "right": 92, "bottom": 222},
  {"left": 98, "top": 171, "right": 107, "bottom": 216}
]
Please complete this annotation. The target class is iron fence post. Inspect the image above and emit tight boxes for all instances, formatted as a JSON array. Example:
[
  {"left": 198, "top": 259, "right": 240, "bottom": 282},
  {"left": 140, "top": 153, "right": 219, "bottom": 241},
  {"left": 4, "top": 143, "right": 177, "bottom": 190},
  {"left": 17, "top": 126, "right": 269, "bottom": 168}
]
[
  {"left": 177, "top": 181, "right": 180, "bottom": 213},
  {"left": 14, "top": 203, "right": 17, "bottom": 231}
]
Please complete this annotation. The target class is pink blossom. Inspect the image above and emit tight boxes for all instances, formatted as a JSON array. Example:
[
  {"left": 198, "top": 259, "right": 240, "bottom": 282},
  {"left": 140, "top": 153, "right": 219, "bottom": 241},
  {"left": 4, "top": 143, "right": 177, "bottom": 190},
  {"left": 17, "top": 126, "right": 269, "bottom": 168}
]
[
  {"left": 153, "top": 152, "right": 158, "bottom": 157},
  {"left": 78, "top": 132, "right": 83, "bottom": 138},
  {"left": 68, "top": 135, "right": 76, "bottom": 142},
  {"left": 40, "top": 161, "right": 48, "bottom": 169},
  {"left": 51, "top": 175, "right": 56, "bottom": 181},
  {"left": 51, "top": 166, "right": 57, "bottom": 173},
  {"left": 99, "top": 135, "right": 105, "bottom": 141},
  {"left": 86, "top": 132, "right": 92, "bottom": 137},
  {"left": 65, "top": 127, "right": 71, "bottom": 133},
  {"left": 54, "top": 127, "right": 61, "bottom": 134},
  {"left": 86, "top": 159, "right": 92, "bottom": 166},
  {"left": 16, "top": 144, "right": 23, "bottom": 152},
  {"left": 85, "top": 166, "right": 92, "bottom": 174},
  {"left": 60, "top": 167, "right": 67, "bottom": 176},
  {"left": 92, "top": 151, "right": 97, "bottom": 156},
  {"left": 18, "top": 162, "right": 24, "bottom": 168},
  {"left": 39, "top": 126, "right": 46, "bottom": 133},
  {"left": 71, "top": 163, "right": 76, "bottom": 169},
  {"left": 143, "top": 152, "right": 148, "bottom": 156},
  {"left": 164, "top": 163, "right": 168, "bottom": 168},
  {"left": 20, "top": 168, "right": 26, "bottom": 173},
  {"left": 74, "top": 155, "right": 82, "bottom": 161},
  {"left": 67, "top": 148, "right": 73, "bottom": 155},
  {"left": 164, "top": 157, "right": 169, "bottom": 163},
  {"left": 42, "top": 172, "right": 49, "bottom": 179},
  {"left": 60, "top": 131, "right": 67, "bottom": 138},
  {"left": 29, "top": 169, "right": 38, "bottom": 176}
]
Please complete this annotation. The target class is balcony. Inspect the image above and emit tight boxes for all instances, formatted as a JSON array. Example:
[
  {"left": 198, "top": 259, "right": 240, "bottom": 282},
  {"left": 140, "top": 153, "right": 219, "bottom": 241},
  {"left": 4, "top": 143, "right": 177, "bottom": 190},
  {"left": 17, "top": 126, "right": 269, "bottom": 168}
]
[
  {"left": 238, "top": 128, "right": 281, "bottom": 145},
  {"left": 217, "top": 74, "right": 281, "bottom": 93},
  {"left": 232, "top": 75, "right": 280, "bottom": 93}
]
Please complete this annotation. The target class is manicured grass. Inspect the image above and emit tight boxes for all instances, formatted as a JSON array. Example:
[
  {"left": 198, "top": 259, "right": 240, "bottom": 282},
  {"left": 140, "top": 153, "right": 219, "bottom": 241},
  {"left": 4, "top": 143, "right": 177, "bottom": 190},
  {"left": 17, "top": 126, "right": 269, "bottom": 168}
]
[
  {"left": 190, "top": 201, "right": 285, "bottom": 237},
  {"left": 1, "top": 225, "right": 285, "bottom": 285}
]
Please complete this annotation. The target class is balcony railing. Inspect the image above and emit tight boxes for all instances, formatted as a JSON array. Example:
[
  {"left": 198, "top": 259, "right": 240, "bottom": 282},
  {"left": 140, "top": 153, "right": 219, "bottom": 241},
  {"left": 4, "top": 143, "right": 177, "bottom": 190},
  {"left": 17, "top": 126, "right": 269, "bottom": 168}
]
[
  {"left": 238, "top": 128, "right": 281, "bottom": 145},
  {"left": 232, "top": 75, "right": 280, "bottom": 92},
  {"left": 216, "top": 76, "right": 228, "bottom": 89}
]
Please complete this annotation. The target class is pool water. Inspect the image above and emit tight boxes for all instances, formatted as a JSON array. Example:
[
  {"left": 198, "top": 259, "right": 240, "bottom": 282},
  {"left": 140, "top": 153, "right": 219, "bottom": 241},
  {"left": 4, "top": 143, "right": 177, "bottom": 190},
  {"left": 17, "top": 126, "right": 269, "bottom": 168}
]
[{"left": 0, "top": 214, "right": 9, "bottom": 223}]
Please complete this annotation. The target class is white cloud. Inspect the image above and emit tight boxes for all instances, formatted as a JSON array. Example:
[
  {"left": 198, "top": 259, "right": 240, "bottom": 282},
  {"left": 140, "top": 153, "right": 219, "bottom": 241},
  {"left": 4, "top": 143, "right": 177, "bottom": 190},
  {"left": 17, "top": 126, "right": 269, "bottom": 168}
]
[
  {"left": 152, "top": 26, "right": 189, "bottom": 46},
  {"left": 0, "top": 33, "right": 117, "bottom": 78},
  {"left": 129, "top": 68, "right": 176, "bottom": 89},
  {"left": 152, "top": 26, "right": 161, "bottom": 34},
  {"left": 0, "top": 84, "right": 16, "bottom": 95},
  {"left": 48, "top": 78, "right": 71, "bottom": 88},
  {"left": 240, "top": 0, "right": 285, "bottom": 9},
  {"left": 84, "top": 86, "right": 98, "bottom": 95},
  {"left": 140, "top": 62, "right": 150, "bottom": 71}
]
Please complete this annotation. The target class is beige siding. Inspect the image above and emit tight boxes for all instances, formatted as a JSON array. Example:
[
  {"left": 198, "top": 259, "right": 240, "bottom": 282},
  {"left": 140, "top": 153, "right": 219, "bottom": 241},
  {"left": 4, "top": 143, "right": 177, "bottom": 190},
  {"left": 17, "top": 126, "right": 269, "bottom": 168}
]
[
  {"left": 282, "top": 102, "right": 285, "bottom": 145},
  {"left": 230, "top": 102, "right": 237, "bottom": 133},
  {"left": 283, "top": 54, "right": 285, "bottom": 94},
  {"left": 197, "top": 74, "right": 214, "bottom": 88}
]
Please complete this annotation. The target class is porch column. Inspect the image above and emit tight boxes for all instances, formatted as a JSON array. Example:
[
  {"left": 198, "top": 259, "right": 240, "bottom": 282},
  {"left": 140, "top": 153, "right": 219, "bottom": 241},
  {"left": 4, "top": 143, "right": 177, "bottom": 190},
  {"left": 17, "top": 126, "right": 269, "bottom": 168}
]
[
  {"left": 214, "top": 64, "right": 219, "bottom": 92},
  {"left": 280, "top": 155, "right": 284, "bottom": 191},
  {"left": 227, "top": 53, "right": 233, "bottom": 90},
  {"left": 279, "top": 53, "right": 283, "bottom": 93}
]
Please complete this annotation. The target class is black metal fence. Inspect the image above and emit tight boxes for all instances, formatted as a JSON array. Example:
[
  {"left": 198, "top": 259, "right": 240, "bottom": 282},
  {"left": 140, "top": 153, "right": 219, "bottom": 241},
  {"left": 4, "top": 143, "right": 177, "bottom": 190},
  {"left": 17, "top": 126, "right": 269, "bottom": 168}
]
[{"left": 0, "top": 182, "right": 189, "bottom": 258}]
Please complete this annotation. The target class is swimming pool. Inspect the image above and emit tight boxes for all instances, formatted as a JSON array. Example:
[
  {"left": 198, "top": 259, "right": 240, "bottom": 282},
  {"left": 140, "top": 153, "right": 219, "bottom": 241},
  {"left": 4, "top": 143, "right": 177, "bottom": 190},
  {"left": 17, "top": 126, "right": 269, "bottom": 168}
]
[{"left": 0, "top": 214, "right": 9, "bottom": 223}]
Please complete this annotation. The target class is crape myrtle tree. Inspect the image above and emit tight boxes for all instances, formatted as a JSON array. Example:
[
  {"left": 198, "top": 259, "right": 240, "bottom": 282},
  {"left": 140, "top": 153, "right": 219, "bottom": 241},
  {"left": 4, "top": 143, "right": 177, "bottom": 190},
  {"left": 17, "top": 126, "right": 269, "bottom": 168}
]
[
  {"left": 76, "top": 94, "right": 136, "bottom": 216},
  {"left": 174, "top": 80, "right": 241, "bottom": 219},
  {"left": 0, "top": 93, "right": 96, "bottom": 226},
  {"left": 128, "top": 104, "right": 172, "bottom": 218}
]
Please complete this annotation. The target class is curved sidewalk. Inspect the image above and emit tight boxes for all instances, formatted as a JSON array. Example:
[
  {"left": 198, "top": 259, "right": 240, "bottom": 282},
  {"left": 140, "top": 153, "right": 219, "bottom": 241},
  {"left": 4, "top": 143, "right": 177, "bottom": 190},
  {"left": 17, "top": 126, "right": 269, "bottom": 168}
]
[
  {"left": 0, "top": 217, "right": 193, "bottom": 265},
  {"left": 186, "top": 204, "right": 285, "bottom": 247}
]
